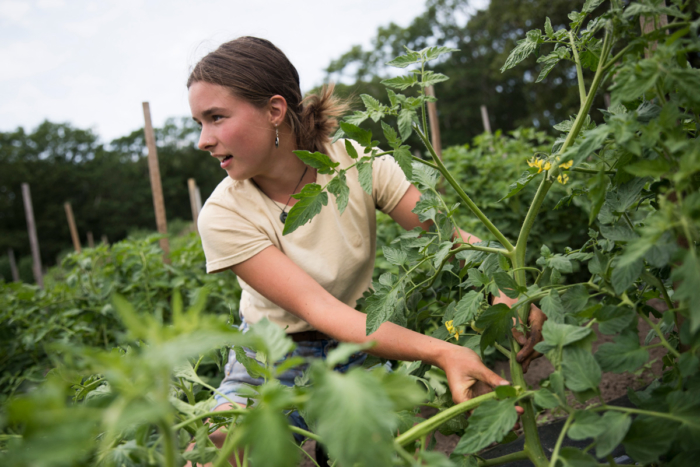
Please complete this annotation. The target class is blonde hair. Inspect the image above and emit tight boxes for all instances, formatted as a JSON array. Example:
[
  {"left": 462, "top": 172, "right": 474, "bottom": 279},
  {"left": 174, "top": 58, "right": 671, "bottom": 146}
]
[{"left": 188, "top": 36, "right": 348, "bottom": 154}]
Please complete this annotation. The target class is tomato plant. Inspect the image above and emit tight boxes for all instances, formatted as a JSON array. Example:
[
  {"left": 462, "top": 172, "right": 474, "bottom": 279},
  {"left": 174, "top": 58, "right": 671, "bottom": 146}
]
[{"left": 2, "top": 1, "right": 700, "bottom": 466}]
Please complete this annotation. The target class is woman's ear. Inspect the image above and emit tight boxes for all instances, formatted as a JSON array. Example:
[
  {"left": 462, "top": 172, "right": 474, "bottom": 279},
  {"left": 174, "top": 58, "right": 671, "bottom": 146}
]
[{"left": 268, "top": 95, "right": 288, "bottom": 126}]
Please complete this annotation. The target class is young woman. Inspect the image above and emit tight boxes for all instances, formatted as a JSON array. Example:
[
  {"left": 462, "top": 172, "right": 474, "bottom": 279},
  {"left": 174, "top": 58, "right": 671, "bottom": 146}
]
[{"left": 187, "top": 36, "right": 545, "bottom": 454}]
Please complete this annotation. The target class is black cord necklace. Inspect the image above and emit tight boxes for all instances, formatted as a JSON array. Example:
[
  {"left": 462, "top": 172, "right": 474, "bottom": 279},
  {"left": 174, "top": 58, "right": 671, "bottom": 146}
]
[{"left": 254, "top": 165, "right": 309, "bottom": 224}]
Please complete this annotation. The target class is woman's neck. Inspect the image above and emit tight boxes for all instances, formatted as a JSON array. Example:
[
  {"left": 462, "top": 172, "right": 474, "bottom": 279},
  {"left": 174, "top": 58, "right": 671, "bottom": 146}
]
[{"left": 251, "top": 130, "right": 316, "bottom": 204}]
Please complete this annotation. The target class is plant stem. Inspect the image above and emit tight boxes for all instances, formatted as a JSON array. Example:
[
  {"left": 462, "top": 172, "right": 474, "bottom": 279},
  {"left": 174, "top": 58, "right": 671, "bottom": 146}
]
[
  {"left": 640, "top": 271, "right": 673, "bottom": 311},
  {"left": 637, "top": 309, "right": 681, "bottom": 358},
  {"left": 571, "top": 167, "right": 616, "bottom": 175},
  {"left": 157, "top": 420, "right": 177, "bottom": 467},
  {"left": 594, "top": 404, "right": 688, "bottom": 424},
  {"left": 173, "top": 408, "right": 248, "bottom": 431},
  {"left": 394, "top": 442, "right": 417, "bottom": 465},
  {"left": 289, "top": 426, "right": 323, "bottom": 443},
  {"left": 570, "top": 31, "right": 587, "bottom": 107},
  {"left": 414, "top": 126, "right": 514, "bottom": 252},
  {"left": 412, "top": 155, "right": 438, "bottom": 169},
  {"left": 395, "top": 392, "right": 497, "bottom": 447},
  {"left": 478, "top": 450, "right": 530, "bottom": 467},
  {"left": 508, "top": 341, "right": 550, "bottom": 467},
  {"left": 549, "top": 413, "right": 574, "bottom": 467}
]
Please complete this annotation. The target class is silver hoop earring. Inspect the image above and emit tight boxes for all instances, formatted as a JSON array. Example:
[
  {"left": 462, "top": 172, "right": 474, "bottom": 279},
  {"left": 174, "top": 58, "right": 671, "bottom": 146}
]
[{"left": 275, "top": 126, "right": 279, "bottom": 148}]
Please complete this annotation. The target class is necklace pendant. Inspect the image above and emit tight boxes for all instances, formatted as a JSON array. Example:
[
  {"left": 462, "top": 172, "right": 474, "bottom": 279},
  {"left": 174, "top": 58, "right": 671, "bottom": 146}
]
[{"left": 279, "top": 211, "right": 288, "bottom": 223}]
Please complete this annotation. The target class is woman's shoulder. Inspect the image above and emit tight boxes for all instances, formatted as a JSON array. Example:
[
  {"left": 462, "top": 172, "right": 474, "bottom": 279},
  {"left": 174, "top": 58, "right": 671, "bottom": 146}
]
[{"left": 200, "top": 176, "right": 260, "bottom": 219}]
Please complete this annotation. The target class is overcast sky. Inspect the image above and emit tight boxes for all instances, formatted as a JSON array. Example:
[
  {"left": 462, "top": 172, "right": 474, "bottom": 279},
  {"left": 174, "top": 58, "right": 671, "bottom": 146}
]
[{"left": 0, "top": 0, "right": 446, "bottom": 143}]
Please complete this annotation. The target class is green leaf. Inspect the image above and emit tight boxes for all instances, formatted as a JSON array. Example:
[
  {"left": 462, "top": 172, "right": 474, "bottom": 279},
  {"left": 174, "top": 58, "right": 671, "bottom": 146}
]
[
  {"left": 233, "top": 346, "right": 267, "bottom": 379},
  {"left": 325, "top": 342, "right": 373, "bottom": 368},
  {"left": 360, "top": 94, "right": 386, "bottom": 122},
  {"left": 344, "top": 139, "right": 358, "bottom": 159},
  {"left": 611, "top": 257, "right": 643, "bottom": 295},
  {"left": 476, "top": 304, "right": 516, "bottom": 352},
  {"left": 466, "top": 269, "right": 489, "bottom": 288},
  {"left": 398, "top": 108, "right": 416, "bottom": 141},
  {"left": 393, "top": 147, "right": 414, "bottom": 180},
  {"left": 327, "top": 172, "right": 350, "bottom": 214},
  {"left": 599, "top": 222, "right": 637, "bottom": 242},
  {"left": 283, "top": 184, "right": 328, "bottom": 235},
  {"left": 494, "top": 385, "right": 517, "bottom": 399},
  {"left": 624, "top": 158, "right": 671, "bottom": 177},
  {"left": 383, "top": 245, "right": 407, "bottom": 266},
  {"left": 533, "top": 389, "right": 560, "bottom": 409},
  {"left": 549, "top": 255, "right": 573, "bottom": 274},
  {"left": 535, "top": 321, "right": 592, "bottom": 354},
  {"left": 339, "top": 122, "right": 372, "bottom": 147},
  {"left": 453, "top": 291, "right": 484, "bottom": 327},
  {"left": 421, "top": 71, "right": 450, "bottom": 87},
  {"left": 307, "top": 367, "right": 396, "bottom": 466},
  {"left": 544, "top": 17, "right": 554, "bottom": 38},
  {"left": 357, "top": 160, "right": 373, "bottom": 195},
  {"left": 500, "top": 169, "right": 539, "bottom": 201},
  {"left": 536, "top": 52, "right": 562, "bottom": 83},
  {"left": 557, "top": 447, "right": 597, "bottom": 467},
  {"left": 667, "top": 390, "right": 700, "bottom": 451},
  {"left": 582, "top": 0, "right": 604, "bottom": 13},
  {"left": 595, "top": 330, "right": 649, "bottom": 373},
  {"left": 501, "top": 29, "right": 543, "bottom": 72},
  {"left": 292, "top": 150, "right": 339, "bottom": 175},
  {"left": 411, "top": 163, "right": 440, "bottom": 190},
  {"left": 540, "top": 290, "right": 565, "bottom": 324},
  {"left": 386, "top": 52, "right": 421, "bottom": 68},
  {"left": 671, "top": 250, "right": 700, "bottom": 332},
  {"left": 623, "top": 416, "right": 678, "bottom": 464},
  {"left": 412, "top": 191, "right": 440, "bottom": 222},
  {"left": 247, "top": 318, "right": 295, "bottom": 363},
  {"left": 381, "top": 74, "right": 420, "bottom": 91},
  {"left": 561, "top": 285, "right": 590, "bottom": 314},
  {"left": 595, "top": 305, "right": 636, "bottom": 335},
  {"left": 562, "top": 346, "right": 601, "bottom": 392},
  {"left": 381, "top": 121, "right": 401, "bottom": 149},
  {"left": 562, "top": 124, "right": 609, "bottom": 167},
  {"left": 365, "top": 273, "right": 401, "bottom": 335},
  {"left": 239, "top": 384, "right": 299, "bottom": 467},
  {"left": 452, "top": 399, "right": 518, "bottom": 454},
  {"left": 568, "top": 411, "right": 606, "bottom": 440},
  {"left": 493, "top": 272, "right": 523, "bottom": 299},
  {"left": 434, "top": 241, "right": 454, "bottom": 268},
  {"left": 595, "top": 411, "right": 632, "bottom": 458},
  {"left": 424, "top": 46, "right": 460, "bottom": 61}
]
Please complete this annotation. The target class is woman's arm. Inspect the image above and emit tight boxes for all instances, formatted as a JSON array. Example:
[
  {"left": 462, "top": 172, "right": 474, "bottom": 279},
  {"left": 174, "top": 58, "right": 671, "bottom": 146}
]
[
  {"left": 388, "top": 185, "right": 545, "bottom": 371},
  {"left": 231, "top": 246, "right": 509, "bottom": 403}
]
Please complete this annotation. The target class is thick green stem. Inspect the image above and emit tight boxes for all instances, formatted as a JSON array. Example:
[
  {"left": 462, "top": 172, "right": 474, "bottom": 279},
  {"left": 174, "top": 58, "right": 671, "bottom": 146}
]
[
  {"left": 570, "top": 31, "right": 587, "bottom": 107},
  {"left": 478, "top": 450, "right": 530, "bottom": 467},
  {"left": 549, "top": 413, "right": 575, "bottom": 467},
  {"left": 415, "top": 127, "right": 514, "bottom": 252},
  {"left": 508, "top": 341, "right": 549, "bottom": 467},
  {"left": 289, "top": 426, "right": 323, "bottom": 443},
  {"left": 157, "top": 420, "right": 177, "bottom": 467},
  {"left": 395, "top": 392, "right": 497, "bottom": 447}
]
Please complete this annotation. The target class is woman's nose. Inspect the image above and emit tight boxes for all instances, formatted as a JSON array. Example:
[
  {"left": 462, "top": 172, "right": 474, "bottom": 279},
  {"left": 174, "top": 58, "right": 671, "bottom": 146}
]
[{"left": 198, "top": 129, "right": 215, "bottom": 151}]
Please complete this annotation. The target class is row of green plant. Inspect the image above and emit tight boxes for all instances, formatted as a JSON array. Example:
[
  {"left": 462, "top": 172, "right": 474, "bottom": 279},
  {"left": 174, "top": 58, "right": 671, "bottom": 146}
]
[{"left": 2, "top": 1, "right": 700, "bottom": 466}]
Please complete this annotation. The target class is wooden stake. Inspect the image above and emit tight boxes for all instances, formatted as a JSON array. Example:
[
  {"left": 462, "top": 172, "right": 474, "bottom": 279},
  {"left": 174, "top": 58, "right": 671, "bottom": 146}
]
[
  {"left": 7, "top": 248, "right": 20, "bottom": 282},
  {"left": 101, "top": 235, "right": 109, "bottom": 245},
  {"left": 480, "top": 105, "right": 492, "bottom": 135},
  {"left": 87, "top": 231, "right": 95, "bottom": 248},
  {"left": 21, "top": 183, "right": 43, "bottom": 288},
  {"left": 142, "top": 102, "right": 170, "bottom": 261},
  {"left": 640, "top": 2, "right": 668, "bottom": 59},
  {"left": 187, "top": 178, "right": 199, "bottom": 233},
  {"left": 64, "top": 202, "right": 81, "bottom": 253},
  {"left": 425, "top": 86, "right": 442, "bottom": 160},
  {"left": 195, "top": 186, "right": 202, "bottom": 214}
]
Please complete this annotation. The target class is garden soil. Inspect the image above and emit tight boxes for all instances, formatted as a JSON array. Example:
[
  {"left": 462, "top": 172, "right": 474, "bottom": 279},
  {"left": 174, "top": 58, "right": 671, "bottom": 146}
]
[{"left": 299, "top": 299, "right": 668, "bottom": 466}]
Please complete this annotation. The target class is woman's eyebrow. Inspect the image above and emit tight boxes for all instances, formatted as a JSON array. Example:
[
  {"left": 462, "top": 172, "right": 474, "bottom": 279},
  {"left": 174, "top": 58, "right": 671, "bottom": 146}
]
[{"left": 201, "top": 107, "right": 228, "bottom": 117}]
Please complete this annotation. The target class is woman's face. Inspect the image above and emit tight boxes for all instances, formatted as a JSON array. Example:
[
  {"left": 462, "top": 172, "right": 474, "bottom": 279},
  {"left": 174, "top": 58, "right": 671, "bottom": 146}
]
[{"left": 189, "top": 81, "right": 275, "bottom": 181}]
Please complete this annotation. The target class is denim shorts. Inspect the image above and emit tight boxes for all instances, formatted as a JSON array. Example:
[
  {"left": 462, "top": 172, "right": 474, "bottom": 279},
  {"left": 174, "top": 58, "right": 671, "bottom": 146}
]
[{"left": 214, "top": 321, "right": 368, "bottom": 442}]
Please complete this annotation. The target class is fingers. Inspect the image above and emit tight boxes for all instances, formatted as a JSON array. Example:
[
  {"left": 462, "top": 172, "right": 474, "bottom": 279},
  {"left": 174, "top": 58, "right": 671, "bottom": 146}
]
[
  {"left": 476, "top": 365, "right": 510, "bottom": 389},
  {"left": 511, "top": 328, "right": 528, "bottom": 346}
]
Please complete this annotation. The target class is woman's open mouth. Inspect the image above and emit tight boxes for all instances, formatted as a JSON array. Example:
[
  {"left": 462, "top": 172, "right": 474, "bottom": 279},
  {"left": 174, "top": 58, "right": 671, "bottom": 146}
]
[{"left": 220, "top": 155, "right": 233, "bottom": 168}]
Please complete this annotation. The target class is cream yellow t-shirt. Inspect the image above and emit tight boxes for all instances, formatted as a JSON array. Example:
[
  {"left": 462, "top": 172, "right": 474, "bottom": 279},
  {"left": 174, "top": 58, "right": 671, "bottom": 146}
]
[{"left": 198, "top": 139, "right": 412, "bottom": 333}]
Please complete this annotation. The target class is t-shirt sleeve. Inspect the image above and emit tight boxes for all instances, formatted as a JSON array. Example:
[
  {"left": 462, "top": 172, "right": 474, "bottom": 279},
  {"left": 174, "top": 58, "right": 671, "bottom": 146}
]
[
  {"left": 372, "top": 154, "right": 412, "bottom": 213},
  {"left": 197, "top": 198, "right": 273, "bottom": 273}
]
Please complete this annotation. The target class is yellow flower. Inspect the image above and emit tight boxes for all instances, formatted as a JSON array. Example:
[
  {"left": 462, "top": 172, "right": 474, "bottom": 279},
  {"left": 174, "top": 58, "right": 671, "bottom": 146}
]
[
  {"left": 557, "top": 173, "right": 570, "bottom": 185},
  {"left": 560, "top": 160, "right": 573, "bottom": 169},
  {"left": 454, "top": 330, "right": 460, "bottom": 340},
  {"left": 542, "top": 161, "right": 551, "bottom": 171},
  {"left": 445, "top": 320, "right": 455, "bottom": 334},
  {"left": 528, "top": 157, "right": 552, "bottom": 173},
  {"left": 527, "top": 158, "right": 539, "bottom": 168}
]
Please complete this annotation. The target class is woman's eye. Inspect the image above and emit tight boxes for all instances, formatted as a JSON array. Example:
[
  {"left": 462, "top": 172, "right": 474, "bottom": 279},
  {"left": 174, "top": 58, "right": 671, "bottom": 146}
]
[{"left": 212, "top": 115, "right": 223, "bottom": 122}]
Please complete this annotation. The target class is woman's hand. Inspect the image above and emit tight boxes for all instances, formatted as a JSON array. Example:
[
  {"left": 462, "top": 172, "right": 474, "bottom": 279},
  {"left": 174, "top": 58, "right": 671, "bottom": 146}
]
[
  {"left": 437, "top": 346, "right": 509, "bottom": 404},
  {"left": 492, "top": 295, "right": 546, "bottom": 372}
]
